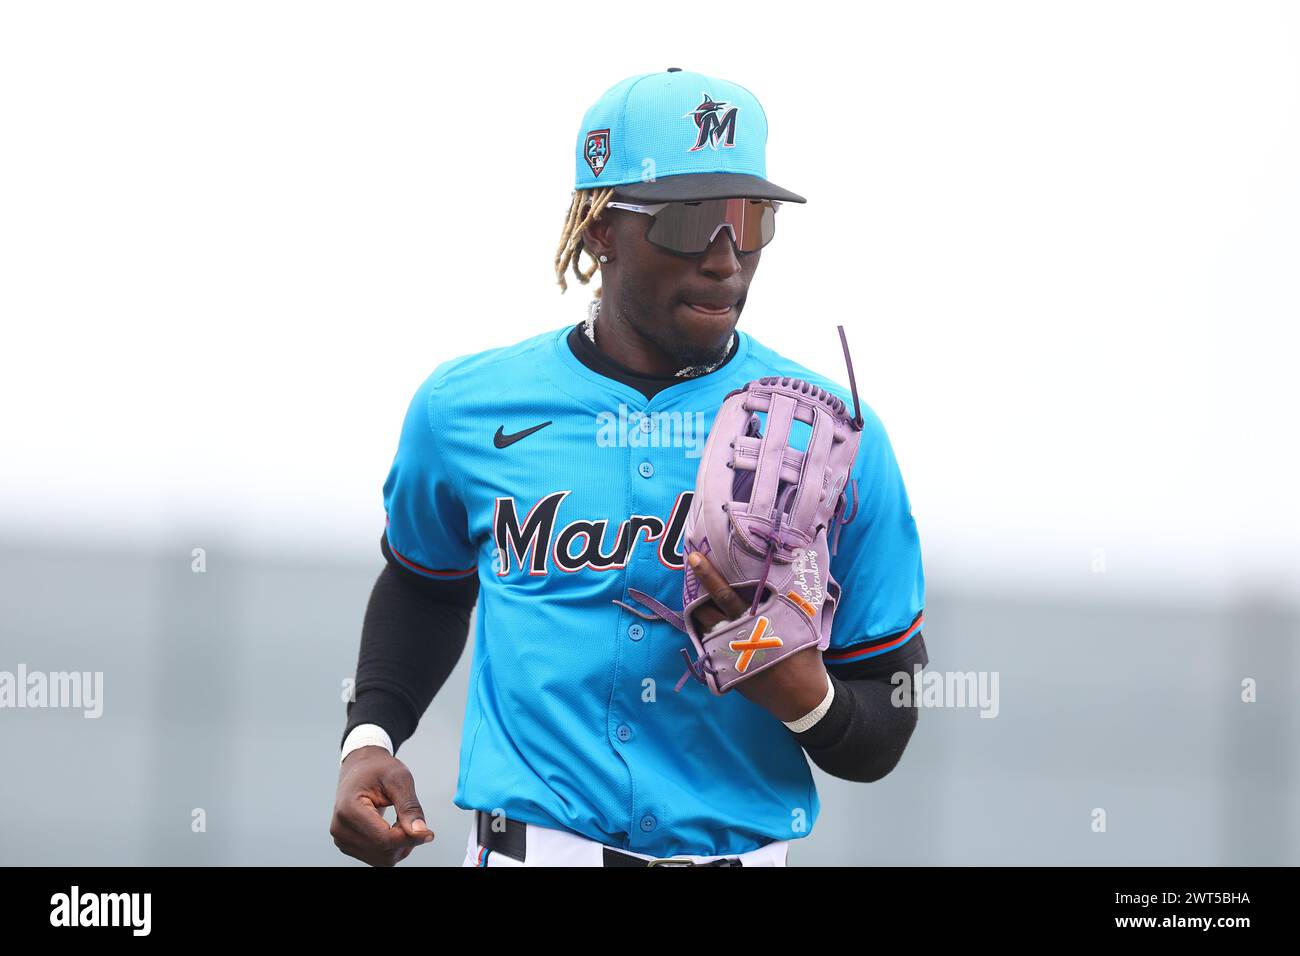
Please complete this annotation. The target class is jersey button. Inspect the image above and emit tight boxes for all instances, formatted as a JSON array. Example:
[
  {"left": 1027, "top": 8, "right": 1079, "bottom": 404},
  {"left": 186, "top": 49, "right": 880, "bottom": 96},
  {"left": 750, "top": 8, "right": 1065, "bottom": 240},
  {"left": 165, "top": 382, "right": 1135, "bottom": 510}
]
[
  {"left": 640, "top": 814, "right": 658, "bottom": 832},
  {"left": 627, "top": 623, "right": 645, "bottom": 641},
  {"left": 615, "top": 724, "right": 633, "bottom": 743},
  {"left": 639, "top": 415, "right": 654, "bottom": 434},
  {"left": 638, "top": 461, "right": 654, "bottom": 478}
]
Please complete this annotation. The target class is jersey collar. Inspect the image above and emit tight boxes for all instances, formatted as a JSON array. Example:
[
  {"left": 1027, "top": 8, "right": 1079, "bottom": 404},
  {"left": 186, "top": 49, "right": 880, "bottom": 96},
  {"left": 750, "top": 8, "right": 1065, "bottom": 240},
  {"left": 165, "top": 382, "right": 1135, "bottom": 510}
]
[{"left": 552, "top": 322, "right": 753, "bottom": 408}]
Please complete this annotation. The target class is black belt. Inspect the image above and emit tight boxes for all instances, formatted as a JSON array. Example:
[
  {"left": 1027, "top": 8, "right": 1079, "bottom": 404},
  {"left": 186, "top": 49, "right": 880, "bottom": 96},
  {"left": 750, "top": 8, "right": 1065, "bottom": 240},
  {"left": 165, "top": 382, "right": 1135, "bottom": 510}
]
[{"left": 475, "top": 811, "right": 744, "bottom": 867}]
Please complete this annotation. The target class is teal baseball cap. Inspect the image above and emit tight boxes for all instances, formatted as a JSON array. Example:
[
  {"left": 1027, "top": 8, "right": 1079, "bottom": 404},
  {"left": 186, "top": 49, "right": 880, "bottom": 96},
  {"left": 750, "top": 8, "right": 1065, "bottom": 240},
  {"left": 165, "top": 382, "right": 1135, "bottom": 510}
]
[{"left": 574, "top": 68, "right": 807, "bottom": 204}]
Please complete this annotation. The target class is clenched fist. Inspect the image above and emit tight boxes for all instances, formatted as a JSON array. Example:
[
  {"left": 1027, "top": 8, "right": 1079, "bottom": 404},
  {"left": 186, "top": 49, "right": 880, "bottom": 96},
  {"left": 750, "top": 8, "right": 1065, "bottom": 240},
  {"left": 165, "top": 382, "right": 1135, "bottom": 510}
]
[{"left": 330, "top": 746, "right": 435, "bottom": 866}]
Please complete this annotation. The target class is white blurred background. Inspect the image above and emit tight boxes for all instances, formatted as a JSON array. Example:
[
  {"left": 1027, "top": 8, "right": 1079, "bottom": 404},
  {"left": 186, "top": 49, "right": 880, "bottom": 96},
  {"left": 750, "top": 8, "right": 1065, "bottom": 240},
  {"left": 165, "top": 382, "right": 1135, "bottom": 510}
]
[{"left": 1, "top": 1, "right": 1297, "bottom": 865}]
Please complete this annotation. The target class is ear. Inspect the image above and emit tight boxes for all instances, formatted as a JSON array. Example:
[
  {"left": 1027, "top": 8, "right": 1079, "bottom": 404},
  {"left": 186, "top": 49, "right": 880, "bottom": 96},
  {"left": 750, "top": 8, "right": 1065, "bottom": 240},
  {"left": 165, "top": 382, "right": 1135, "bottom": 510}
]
[{"left": 582, "top": 213, "right": 618, "bottom": 260}]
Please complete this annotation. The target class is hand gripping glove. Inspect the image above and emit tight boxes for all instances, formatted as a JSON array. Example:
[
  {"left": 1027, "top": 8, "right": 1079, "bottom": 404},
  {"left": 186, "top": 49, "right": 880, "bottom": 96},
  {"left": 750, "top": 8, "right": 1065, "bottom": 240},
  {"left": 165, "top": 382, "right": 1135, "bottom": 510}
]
[{"left": 615, "top": 327, "right": 865, "bottom": 695}]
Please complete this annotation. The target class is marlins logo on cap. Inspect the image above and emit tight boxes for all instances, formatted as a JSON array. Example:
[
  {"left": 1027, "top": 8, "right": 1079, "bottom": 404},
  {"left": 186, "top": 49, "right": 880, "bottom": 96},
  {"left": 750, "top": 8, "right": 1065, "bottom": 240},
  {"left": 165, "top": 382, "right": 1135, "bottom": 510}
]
[{"left": 686, "top": 93, "right": 738, "bottom": 152}]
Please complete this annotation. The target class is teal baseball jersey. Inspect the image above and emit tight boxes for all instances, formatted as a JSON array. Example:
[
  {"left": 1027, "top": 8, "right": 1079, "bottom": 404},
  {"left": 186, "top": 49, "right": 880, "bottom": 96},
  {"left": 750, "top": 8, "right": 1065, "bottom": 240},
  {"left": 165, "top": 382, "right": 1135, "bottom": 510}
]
[{"left": 382, "top": 323, "right": 925, "bottom": 857}]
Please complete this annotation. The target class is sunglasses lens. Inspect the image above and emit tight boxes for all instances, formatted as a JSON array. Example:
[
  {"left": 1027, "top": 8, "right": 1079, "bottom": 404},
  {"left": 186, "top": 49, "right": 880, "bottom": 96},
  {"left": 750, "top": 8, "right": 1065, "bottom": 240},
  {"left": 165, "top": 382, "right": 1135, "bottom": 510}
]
[{"left": 646, "top": 199, "right": 776, "bottom": 254}]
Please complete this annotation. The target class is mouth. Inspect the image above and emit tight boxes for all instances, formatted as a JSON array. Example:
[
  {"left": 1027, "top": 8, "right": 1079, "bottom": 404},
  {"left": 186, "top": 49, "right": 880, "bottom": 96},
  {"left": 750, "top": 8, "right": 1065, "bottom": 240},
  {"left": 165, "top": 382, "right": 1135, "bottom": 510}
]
[{"left": 681, "top": 300, "right": 736, "bottom": 317}]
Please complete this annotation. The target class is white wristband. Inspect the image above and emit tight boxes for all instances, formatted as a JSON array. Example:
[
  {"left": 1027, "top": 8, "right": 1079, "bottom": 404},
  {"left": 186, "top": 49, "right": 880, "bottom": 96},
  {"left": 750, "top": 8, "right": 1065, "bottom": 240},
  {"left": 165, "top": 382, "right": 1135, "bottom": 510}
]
[
  {"left": 340, "top": 723, "right": 394, "bottom": 764},
  {"left": 783, "top": 673, "right": 835, "bottom": 733}
]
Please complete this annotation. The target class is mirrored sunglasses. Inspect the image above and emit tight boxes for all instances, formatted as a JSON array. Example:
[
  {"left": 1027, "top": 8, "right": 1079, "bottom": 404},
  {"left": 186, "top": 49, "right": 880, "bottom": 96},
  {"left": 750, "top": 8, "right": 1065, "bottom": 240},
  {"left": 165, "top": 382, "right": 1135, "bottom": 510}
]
[{"left": 605, "top": 197, "right": 781, "bottom": 255}]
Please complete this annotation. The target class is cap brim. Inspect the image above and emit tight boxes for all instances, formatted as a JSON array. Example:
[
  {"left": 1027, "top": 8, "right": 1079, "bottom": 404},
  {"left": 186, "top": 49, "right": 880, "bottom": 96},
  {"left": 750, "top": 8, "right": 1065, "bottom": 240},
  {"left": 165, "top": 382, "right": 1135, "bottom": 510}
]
[{"left": 612, "top": 172, "right": 806, "bottom": 204}]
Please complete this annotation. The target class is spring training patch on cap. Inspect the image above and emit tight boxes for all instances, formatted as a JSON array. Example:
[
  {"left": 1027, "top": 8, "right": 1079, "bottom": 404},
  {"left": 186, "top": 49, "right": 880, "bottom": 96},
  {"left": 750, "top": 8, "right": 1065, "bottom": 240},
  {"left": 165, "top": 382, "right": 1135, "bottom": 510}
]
[{"left": 584, "top": 129, "right": 610, "bottom": 177}]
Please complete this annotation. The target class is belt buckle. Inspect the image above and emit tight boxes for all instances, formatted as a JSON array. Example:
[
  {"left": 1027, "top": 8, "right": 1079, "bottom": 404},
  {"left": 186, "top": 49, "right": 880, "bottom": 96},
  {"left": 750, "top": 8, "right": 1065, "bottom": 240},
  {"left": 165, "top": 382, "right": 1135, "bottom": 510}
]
[{"left": 646, "top": 855, "right": 697, "bottom": 867}]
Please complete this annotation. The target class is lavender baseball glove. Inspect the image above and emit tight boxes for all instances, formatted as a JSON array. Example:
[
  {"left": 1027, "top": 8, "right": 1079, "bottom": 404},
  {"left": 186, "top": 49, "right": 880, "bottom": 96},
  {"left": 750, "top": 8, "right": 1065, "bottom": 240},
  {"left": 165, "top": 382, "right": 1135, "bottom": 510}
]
[{"left": 616, "top": 327, "right": 865, "bottom": 695}]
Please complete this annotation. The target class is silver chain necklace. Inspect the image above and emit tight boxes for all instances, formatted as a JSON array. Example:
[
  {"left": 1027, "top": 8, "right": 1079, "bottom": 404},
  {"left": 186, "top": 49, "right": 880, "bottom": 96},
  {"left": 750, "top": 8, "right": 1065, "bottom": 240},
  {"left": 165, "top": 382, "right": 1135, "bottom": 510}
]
[{"left": 583, "top": 298, "right": 734, "bottom": 379}]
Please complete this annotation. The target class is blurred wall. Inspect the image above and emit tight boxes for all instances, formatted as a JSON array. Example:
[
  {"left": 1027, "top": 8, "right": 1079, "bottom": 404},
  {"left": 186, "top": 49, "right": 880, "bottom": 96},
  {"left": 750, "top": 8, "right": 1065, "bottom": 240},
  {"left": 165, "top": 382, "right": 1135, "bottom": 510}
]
[{"left": 2, "top": 536, "right": 1294, "bottom": 866}]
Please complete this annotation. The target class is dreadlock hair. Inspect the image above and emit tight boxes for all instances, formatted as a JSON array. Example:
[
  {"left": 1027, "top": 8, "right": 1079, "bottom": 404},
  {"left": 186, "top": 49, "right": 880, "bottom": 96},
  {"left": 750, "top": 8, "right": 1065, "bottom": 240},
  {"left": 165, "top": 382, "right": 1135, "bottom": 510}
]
[{"left": 554, "top": 186, "right": 617, "bottom": 296}]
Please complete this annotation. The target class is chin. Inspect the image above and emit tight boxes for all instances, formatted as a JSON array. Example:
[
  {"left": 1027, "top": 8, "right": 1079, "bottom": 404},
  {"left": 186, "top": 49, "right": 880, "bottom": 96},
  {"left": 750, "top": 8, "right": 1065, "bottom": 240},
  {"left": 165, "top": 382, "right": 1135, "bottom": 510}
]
[{"left": 666, "top": 331, "right": 733, "bottom": 369}]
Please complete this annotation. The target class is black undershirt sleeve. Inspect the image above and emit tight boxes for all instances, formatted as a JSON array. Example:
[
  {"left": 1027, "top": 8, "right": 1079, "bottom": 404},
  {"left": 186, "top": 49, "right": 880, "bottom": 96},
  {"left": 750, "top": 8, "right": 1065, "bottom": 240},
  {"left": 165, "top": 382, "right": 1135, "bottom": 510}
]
[
  {"left": 339, "top": 535, "right": 479, "bottom": 753},
  {"left": 792, "top": 634, "right": 929, "bottom": 782},
  {"left": 791, "top": 672, "right": 918, "bottom": 783}
]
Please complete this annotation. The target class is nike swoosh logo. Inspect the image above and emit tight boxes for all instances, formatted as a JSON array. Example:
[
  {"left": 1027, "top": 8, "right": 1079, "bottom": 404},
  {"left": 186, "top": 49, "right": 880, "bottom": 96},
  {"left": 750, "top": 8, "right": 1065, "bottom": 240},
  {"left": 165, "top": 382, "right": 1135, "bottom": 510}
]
[{"left": 493, "top": 421, "right": 552, "bottom": 449}]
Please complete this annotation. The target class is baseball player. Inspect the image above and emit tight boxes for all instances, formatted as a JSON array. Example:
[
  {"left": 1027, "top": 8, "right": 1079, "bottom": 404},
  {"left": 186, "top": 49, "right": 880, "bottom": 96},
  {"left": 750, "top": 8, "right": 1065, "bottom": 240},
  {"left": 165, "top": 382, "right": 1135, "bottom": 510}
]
[{"left": 329, "top": 68, "right": 927, "bottom": 867}]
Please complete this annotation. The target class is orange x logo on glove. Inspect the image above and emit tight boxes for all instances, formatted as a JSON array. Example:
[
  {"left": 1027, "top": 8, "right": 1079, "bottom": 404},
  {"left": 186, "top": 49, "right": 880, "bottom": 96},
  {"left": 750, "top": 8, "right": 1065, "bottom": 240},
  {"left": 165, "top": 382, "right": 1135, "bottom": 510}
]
[{"left": 729, "top": 617, "right": 784, "bottom": 673}]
